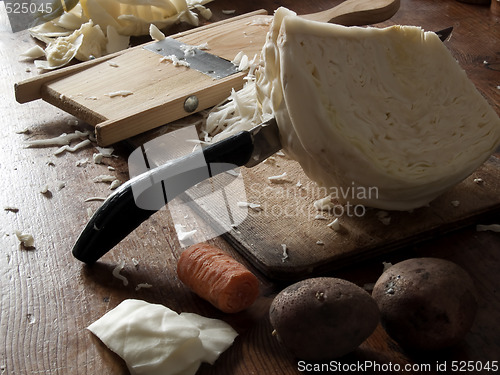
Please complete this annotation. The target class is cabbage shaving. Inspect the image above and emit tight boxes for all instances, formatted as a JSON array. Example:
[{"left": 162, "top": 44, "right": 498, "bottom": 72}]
[
  {"left": 202, "top": 51, "right": 270, "bottom": 143},
  {"left": 203, "top": 80, "right": 272, "bottom": 143},
  {"left": 34, "top": 33, "right": 83, "bottom": 69}
]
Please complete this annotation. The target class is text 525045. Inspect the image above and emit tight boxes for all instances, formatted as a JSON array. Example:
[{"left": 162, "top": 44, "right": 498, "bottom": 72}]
[{"left": 4, "top": 2, "right": 53, "bottom": 14}]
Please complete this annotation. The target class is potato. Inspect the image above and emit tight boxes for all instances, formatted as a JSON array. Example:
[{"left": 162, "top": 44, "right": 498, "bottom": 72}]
[
  {"left": 269, "top": 277, "right": 380, "bottom": 360},
  {"left": 372, "top": 257, "right": 477, "bottom": 351}
]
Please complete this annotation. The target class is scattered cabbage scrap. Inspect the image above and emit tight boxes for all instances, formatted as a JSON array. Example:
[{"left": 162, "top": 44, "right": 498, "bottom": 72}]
[
  {"left": 205, "top": 7, "right": 500, "bottom": 211},
  {"left": 35, "top": 33, "right": 83, "bottom": 70},
  {"left": 87, "top": 299, "right": 238, "bottom": 375},
  {"left": 33, "top": 18, "right": 107, "bottom": 69},
  {"left": 26, "top": 0, "right": 214, "bottom": 69},
  {"left": 149, "top": 23, "right": 166, "bottom": 40},
  {"left": 106, "top": 24, "right": 131, "bottom": 53},
  {"left": 19, "top": 45, "right": 46, "bottom": 60}
]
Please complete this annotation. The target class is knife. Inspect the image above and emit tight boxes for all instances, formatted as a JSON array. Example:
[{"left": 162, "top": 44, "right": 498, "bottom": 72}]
[
  {"left": 72, "top": 118, "right": 281, "bottom": 264},
  {"left": 71, "top": 27, "right": 453, "bottom": 264}
]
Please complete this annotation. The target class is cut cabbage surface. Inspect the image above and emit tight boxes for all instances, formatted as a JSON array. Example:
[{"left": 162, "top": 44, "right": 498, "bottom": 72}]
[
  {"left": 249, "top": 7, "right": 500, "bottom": 210},
  {"left": 87, "top": 299, "right": 238, "bottom": 375}
]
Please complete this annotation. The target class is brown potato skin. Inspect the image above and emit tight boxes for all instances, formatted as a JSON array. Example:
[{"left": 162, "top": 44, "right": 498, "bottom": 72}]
[
  {"left": 269, "top": 277, "right": 380, "bottom": 360},
  {"left": 372, "top": 257, "right": 477, "bottom": 351}
]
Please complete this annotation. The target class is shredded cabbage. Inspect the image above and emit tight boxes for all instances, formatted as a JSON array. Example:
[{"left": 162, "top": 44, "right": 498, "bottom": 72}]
[
  {"left": 203, "top": 80, "right": 272, "bottom": 143},
  {"left": 28, "top": 0, "right": 214, "bottom": 69}
]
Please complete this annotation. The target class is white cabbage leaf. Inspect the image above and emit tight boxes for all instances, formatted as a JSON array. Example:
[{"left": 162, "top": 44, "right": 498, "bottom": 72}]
[
  {"left": 180, "top": 312, "right": 240, "bottom": 365},
  {"left": 19, "top": 45, "right": 46, "bottom": 60},
  {"left": 87, "top": 299, "right": 238, "bottom": 375},
  {"left": 106, "top": 25, "right": 131, "bottom": 53}
]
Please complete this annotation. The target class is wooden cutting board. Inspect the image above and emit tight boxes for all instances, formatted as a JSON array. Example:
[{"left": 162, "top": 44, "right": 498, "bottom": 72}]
[
  {"left": 15, "top": 0, "right": 498, "bottom": 280},
  {"left": 182, "top": 153, "right": 500, "bottom": 280},
  {"left": 130, "top": 122, "right": 500, "bottom": 281},
  {"left": 14, "top": 10, "right": 270, "bottom": 146}
]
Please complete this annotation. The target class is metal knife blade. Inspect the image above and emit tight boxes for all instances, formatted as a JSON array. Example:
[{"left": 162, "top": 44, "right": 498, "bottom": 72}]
[
  {"left": 435, "top": 27, "right": 453, "bottom": 42},
  {"left": 72, "top": 118, "right": 281, "bottom": 263},
  {"left": 245, "top": 118, "right": 282, "bottom": 167}
]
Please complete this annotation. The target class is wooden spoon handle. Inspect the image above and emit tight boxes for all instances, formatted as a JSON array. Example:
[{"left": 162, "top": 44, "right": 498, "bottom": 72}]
[{"left": 302, "top": 0, "right": 400, "bottom": 25}]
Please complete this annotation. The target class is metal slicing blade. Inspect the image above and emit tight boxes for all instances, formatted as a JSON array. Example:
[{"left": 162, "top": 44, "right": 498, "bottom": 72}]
[{"left": 144, "top": 37, "right": 240, "bottom": 79}]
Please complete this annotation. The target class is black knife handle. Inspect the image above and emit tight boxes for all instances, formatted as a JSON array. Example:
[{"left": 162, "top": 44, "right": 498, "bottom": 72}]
[{"left": 72, "top": 130, "right": 253, "bottom": 264}]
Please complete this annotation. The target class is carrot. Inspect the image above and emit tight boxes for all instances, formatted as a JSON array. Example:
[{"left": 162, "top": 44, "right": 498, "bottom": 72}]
[{"left": 177, "top": 243, "right": 260, "bottom": 313}]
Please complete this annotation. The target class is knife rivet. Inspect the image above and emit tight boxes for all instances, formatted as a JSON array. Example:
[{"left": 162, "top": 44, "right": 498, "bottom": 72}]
[{"left": 184, "top": 95, "right": 199, "bottom": 113}]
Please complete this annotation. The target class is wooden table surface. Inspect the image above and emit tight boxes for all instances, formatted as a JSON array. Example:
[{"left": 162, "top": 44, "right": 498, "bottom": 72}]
[{"left": 1, "top": 0, "right": 499, "bottom": 374}]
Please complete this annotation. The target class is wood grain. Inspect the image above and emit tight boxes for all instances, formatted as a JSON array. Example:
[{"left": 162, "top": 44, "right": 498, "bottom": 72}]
[{"left": 1, "top": 1, "right": 500, "bottom": 375}]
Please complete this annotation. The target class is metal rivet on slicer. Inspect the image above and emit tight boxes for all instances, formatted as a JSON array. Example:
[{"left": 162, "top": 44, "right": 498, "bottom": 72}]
[{"left": 184, "top": 95, "right": 199, "bottom": 113}]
